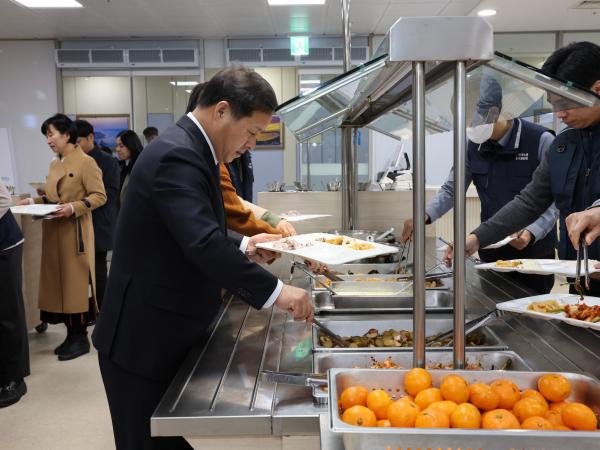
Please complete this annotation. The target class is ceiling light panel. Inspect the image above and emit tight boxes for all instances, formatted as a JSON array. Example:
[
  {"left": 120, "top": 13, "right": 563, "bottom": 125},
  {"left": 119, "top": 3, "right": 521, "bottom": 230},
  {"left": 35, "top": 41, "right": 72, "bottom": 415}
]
[
  {"left": 12, "top": 0, "right": 82, "bottom": 7},
  {"left": 268, "top": 0, "right": 325, "bottom": 5}
]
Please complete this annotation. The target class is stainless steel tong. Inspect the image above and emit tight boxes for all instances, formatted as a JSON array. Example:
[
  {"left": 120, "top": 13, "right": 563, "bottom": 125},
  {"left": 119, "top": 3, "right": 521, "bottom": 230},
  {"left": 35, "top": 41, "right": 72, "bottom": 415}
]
[
  {"left": 425, "top": 309, "right": 503, "bottom": 346},
  {"left": 575, "top": 234, "right": 590, "bottom": 300},
  {"left": 397, "top": 238, "right": 412, "bottom": 274}
]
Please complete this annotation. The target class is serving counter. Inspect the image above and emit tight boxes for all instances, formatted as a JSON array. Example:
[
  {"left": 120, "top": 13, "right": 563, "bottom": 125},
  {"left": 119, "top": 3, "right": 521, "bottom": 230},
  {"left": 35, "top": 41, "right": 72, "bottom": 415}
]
[{"left": 151, "top": 239, "right": 600, "bottom": 450}]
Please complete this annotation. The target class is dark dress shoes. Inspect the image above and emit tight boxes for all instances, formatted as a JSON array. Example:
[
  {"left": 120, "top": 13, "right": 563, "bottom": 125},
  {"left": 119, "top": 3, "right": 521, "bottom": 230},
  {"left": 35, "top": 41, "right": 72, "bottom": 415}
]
[
  {"left": 57, "top": 334, "right": 90, "bottom": 361},
  {"left": 0, "top": 380, "right": 27, "bottom": 408},
  {"left": 54, "top": 335, "right": 71, "bottom": 355}
]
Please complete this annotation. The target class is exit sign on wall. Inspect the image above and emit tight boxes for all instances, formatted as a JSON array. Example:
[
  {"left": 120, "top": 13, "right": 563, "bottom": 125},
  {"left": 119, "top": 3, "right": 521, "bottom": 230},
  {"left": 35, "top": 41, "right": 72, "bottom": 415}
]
[{"left": 290, "top": 36, "right": 309, "bottom": 56}]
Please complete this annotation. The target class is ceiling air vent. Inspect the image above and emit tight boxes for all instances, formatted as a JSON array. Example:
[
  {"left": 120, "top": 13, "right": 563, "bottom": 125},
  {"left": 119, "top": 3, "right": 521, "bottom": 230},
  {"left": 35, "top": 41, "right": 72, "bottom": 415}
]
[
  {"left": 300, "top": 48, "right": 333, "bottom": 62},
  {"left": 91, "top": 49, "right": 125, "bottom": 65},
  {"left": 162, "top": 49, "right": 196, "bottom": 63},
  {"left": 129, "top": 49, "right": 161, "bottom": 64},
  {"left": 334, "top": 47, "right": 368, "bottom": 62},
  {"left": 229, "top": 49, "right": 262, "bottom": 63},
  {"left": 56, "top": 49, "right": 90, "bottom": 65},
  {"left": 263, "top": 48, "right": 295, "bottom": 62},
  {"left": 573, "top": 0, "right": 600, "bottom": 8}
]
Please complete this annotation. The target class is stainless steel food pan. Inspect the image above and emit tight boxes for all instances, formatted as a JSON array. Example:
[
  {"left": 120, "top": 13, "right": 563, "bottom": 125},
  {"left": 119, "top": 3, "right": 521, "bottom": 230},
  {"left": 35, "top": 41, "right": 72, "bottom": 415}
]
[
  {"left": 313, "top": 290, "right": 454, "bottom": 313},
  {"left": 311, "top": 274, "right": 447, "bottom": 292}
]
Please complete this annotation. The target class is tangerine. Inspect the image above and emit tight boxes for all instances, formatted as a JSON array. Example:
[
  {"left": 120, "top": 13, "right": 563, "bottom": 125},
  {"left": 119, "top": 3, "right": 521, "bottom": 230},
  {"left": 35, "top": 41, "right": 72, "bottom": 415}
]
[
  {"left": 450, "top": 402, "right": 482, "bottom": 429},
  {"left": 554, "top": 424, "right": 572, "bottom": 431},
  {"left": 340, "top": 386, "right": 369, "bottom": 411},
  {"left": 544, "top": 409, "right": 564, "bottom": 427},
  {"left": 561, "top": 402, "right": 598, "bottom": 431},
  {"left": 513, "top": 397, "right": 549, "bottom": 422},
  {"left": 366, "top": 389, "right": 393, "bottom": 420},
  {"left": 521, "top": 416, "right": 553, "bottom": 430},
  {"left": 537, "top": 374, "right": 572, "bottom": 403},
  {"left": 481, "top": 409, "right": 521, "bottom": 429},
  {"left": 549, "top": 401, "right": 570, "bottom": 414},
  {"left": 404, "top": 368, "right": 432, "bottom": 396},
  {"left": 440, "top": 374, "right": 470, "bottom": 404},
  {"left": 414, "top": 387, "right": 443, "bottom": 411},
  {"left": 387, "top": 398, "right": 420, "bottom": 427},
  {"left": 427, "top": 400, "right": 458, "bottom": 417},
  {"left": 377, "top": 419, "right": 392, "bottom": 427},
  {"left": 469, "top": 382, "right": 500, "bottom": 411},
  {"left": 521, "top": 389, "right": 549, "bottom": 408},
  {"left": 342, "top": 405, "right": 377, "bottom": 427},
  {"left": 490, "top": 379, "right": 521, "bottom": 410},
  {"left": 415, "top": 408, "right": 450, "bottom": 428}
]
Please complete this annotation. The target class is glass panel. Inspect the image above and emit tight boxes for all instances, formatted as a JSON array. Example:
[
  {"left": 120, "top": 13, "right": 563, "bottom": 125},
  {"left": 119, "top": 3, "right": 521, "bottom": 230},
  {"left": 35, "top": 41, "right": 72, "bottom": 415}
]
[
  {"left": 276, "top": 55, "right": 387, "bottom": 142},
  {"left": 494, "top": 33, "right": 556, "bottom": 68}
]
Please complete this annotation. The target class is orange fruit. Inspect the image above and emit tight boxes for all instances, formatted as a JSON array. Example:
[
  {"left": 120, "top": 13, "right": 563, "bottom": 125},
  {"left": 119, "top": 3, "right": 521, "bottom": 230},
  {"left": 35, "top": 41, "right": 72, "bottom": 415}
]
[
  {"left": 340, "top": 386, "right": 369, "bottom": 411},
  {"left": 377, "top": 419, "right": 392, "bottom": 427},
  {"left": 427, "top": 400, "right": 458, "bottom": 417},
  {"left": 554, "top": 425, "right": 572, "bottom": 431},
  {"left": 490, "top": 379, "right": 521, "bottom": 410},
  {"left": 544, "top": 409, "right": 564, "bottom": 427},
  {"left": 513, "top": 397, "right": 549, "bottom": 422},
  {"left": 521, "top": 389, "right": 549, "bottom": 408},
  {"left": 440, "top": 375, "right": 470, "bottom": 404},
  {"left": 482, "top": 409, "right": 521, "bottom": 429},
  {"left": 469, "top": 382, "right": 500, "bottom": 411},
  {"left": 404, "top": 368, "right": 432, "bottom": 396},
  {"left": 387, "top": 398, "right": 421, "bottom": 427},
  {"left": 450, "top": 402, "right": 482, "bottom": 429},
  {"left": 342, "top": 405, "right": 377, "bottom": 427},
  {"left": 367, "top": 389, "right": 393, "bottom": 420},
  {"left": 561, "top": 402, "right": 598, "bottom": 431},
  {"left": 521, "top": 416, "right": 553, "bottom": 430},
  {"left": 415, "top": 408, "right": 450, "bottom": 428},
  {"left": 537, "top": 374, "right": 572, "bottom": 403},
  {"left": 549, "top": 401, "right": 570, "bottom": 414},
  {"left": 414, "top": 387, "right": 443, "bottom": 411}
]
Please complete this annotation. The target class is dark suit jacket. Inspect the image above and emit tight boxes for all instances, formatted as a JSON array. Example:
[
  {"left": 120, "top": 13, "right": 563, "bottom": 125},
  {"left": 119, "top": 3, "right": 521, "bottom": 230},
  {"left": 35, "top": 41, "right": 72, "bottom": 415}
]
[
  {"left": 88, "top": 147, "right": 119, "bottom": 252},
  {"left": 92, "top": 115, "right": 279, "bottom": 382}
]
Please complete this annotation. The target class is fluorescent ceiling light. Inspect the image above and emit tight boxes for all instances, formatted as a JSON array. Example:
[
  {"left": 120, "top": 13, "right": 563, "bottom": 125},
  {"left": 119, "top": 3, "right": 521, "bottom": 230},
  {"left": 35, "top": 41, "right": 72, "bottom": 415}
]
[
  {"left": 169, "top": 81, "right": 199, "bottom": 87},
  {"left": 12, "top": 0, "right": 82, "bottom": 7},
  {"left": 477, "top": 9, "right": 497, "bottom": 17},
  {"left": 300, "top": 79, "right": 320, "bottom": 85},
  {"left": 268, "top": 0, "right": 325, "bottom": 5}
]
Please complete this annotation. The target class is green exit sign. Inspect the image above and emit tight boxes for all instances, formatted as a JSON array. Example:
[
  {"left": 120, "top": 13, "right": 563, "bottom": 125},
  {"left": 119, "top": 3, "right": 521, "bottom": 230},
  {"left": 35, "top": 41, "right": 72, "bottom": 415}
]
[{"left": 290, "top": 36, "right": 309, "bottom": 56}]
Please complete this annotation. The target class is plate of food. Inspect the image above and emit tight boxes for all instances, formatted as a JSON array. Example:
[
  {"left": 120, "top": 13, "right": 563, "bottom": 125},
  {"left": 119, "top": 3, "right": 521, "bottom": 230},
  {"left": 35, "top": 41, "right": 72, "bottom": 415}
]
[
  {"left": 496, "top": 293, "right": 600, "bottom": 331},
  {"left": 474, "top": 258, "right": 600, "bottom": 277},
  {"left": 10, "top": 204, "right": 59, "bottom": 217},
  {"left": 256, "top": 232, "right": 399, "bottom": 265}
]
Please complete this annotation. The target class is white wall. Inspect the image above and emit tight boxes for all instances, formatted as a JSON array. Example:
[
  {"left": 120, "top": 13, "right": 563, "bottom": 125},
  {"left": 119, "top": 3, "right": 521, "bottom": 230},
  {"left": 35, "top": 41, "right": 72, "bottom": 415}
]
[{"left": 0, "top": 40, "right": 58, "bottom": 195}]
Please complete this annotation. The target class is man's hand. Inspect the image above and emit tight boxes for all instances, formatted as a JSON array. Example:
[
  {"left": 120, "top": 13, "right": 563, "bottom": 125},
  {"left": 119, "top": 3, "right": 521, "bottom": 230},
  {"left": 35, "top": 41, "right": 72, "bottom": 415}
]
[
  {"left": 509, "top": 230, "right": 533, "bottom": 251},
  {"left": 276, "top": 219, "right": 296, "bottom": 237},
  {"left": 400, "top": 214, "right": 430, "bottom": 244},
  {"left": 566, "top": 208, "right": 600, "bottom": 248},
  {"left": 247, "top": 233, "right": 282, "bottom": 264},
  {"left": 443, "top": 234, "right": 481, "bottom": 267},
  {"left": 53, "top": 203, "right": 74, "bottom": 218},
  {"left": 274, "top": 284, "right": 313, "bottom": 323}
]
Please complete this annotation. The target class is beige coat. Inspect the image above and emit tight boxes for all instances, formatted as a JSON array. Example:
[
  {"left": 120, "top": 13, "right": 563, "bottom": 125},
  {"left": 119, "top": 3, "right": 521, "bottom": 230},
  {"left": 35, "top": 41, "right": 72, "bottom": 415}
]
[{"left": 35, "top": 147, "right": 107, "bottom": 313}]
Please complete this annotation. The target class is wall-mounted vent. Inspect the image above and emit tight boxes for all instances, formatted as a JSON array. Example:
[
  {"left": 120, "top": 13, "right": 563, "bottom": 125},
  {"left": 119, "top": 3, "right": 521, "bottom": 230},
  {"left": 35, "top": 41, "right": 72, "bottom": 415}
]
[
  {"left": 56, "top": 49, "right": 90, "bottom": 64},
  {"left": 263, "top": 48, "right": 295, "bottom": 62},
  {"left": 162, "top": 49, "right": 196, "bottom": 63},
  {"left": 91, "top": 49, "right": 125, "bottom": 64},
  {"left": 129, "top": 49, "right": 161, "bottom": 64},
  {"left": 334, "top": 47, "right": 368, "bottom": 61},
  {"left": 228, "top": 49, "right": 262, "bottom": 62},
  {"left": 300, "top": 48, "right": 333, "bottom": 62},
  {"left": 55, "top": 48, "right": 198, "bottom": 68},
  {"left": 572, "top": 0, "right": 600, "bottom": 8}
]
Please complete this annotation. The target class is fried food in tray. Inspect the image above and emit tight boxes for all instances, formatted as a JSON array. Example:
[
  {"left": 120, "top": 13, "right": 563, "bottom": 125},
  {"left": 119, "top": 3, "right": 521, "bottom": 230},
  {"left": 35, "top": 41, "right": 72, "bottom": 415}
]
[
  {"left": 318, "top": 328, "right": 488, "bottom": 348},
  {"left": 495, "top": 259, "right": 523, "bottom": 268},
  {"left": 564, "top": 302, "right": 600, "bottom": 323},
  {"left": 527, "top": 299, "right": 565, "bottom": 313},
  {"left": 351, "top": 357, "right": 488, "bottom": 370},
  {"left": 317, "top": 235, "right": 375, "bottom": 250}
]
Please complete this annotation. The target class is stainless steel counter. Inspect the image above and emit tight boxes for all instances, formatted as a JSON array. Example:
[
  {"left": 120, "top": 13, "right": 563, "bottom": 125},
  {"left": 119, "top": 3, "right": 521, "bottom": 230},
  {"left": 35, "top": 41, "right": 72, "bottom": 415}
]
[{"left": 151, "top": 243, "right": 600, "bottom": 443}]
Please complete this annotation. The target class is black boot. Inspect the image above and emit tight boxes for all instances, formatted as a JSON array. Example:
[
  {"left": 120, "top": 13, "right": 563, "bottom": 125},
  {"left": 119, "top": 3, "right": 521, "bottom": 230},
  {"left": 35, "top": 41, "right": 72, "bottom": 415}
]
[
  {"left": 54, "top": 334, "right": 71, "bottom": 355},
  {"left": 0, "top": 380, "right": 27, "bottom": 408},
  {"left": 57, "top": 334, "right": 90, "bottom": 361}
]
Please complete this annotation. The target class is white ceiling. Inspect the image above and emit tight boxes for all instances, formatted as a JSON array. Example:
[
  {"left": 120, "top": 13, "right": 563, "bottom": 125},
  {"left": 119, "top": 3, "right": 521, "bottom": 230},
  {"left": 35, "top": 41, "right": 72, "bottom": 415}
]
[{"left": 0, "top": 0, "right": 598, "bottom": 40}]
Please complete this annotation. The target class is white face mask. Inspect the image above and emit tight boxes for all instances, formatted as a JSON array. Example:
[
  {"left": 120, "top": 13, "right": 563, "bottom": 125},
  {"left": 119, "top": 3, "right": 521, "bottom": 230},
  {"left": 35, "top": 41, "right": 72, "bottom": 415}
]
[{"left": 466, "top": 123, "right": 494, "bottom": 144}]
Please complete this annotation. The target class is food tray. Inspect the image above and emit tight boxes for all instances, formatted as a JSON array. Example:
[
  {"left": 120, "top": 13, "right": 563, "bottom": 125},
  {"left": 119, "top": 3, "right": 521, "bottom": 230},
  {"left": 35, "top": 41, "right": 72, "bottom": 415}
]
[
  {"left": 329, "top": 368, "right": 600, "bottom": 450},
  {"left": 312, "top": 315, "right": 506, "bottom": 352},
  {"left": 475, "top": 258, "right": 600, "bottom": 278},
  {"left": 313, "top": 290, "right": 455, "bottom": 314},
  {"left": 256, "top": 233, "right": 399, "bottom": 266},
  {"left": 496, "top": 293, "right": 600, "bottom": 331},
  {"left": 10, "top": 204, "right": 59, "bottom": 216}
]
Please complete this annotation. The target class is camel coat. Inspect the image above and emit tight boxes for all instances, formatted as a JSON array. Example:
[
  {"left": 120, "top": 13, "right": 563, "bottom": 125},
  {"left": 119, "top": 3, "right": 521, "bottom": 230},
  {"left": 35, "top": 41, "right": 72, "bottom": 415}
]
[{"left": 35, "top": 147, "right": 107, "bottom": 313}]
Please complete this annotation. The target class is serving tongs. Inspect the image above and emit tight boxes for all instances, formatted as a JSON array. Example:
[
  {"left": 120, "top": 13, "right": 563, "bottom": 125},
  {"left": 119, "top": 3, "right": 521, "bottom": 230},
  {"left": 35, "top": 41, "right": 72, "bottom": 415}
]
[
  {"left": 292, "top": 261, "right": 341, "bottom": 295},
  {"left": 396, "top": 238, "right": 412, "bottom": 274},
  {"left": 261, "top": 370, "right": 327, "bottom": 387},
  {"left": 425, "top": 309, "right": 503, "bottom": 346},
  {"left": 312, "top": 318, "right": 349, "bottom": 348},
  {"left": 575, "top": 234, "right": 590, "bottom": 300}
]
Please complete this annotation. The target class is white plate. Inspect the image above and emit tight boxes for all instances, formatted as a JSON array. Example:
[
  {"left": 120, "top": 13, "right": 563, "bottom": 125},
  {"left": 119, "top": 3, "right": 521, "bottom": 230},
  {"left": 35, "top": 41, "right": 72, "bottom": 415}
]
[
  {"left": 279, "top": 214, "right": 331, "bottom": 222},
  {"left": 10, "top": 204, "right": 59, "bottom": 216},
  {"left": 256, "top": 232, "right": 399, "bottom": 266},
  {"left": 474, "top": 258, "right": 600, "bottom": 278},
  {"left": 496, "top": 293, "right": 600, "bottom": 331},
  {"left": 482, "top": 236, "right": 516, "bottom": 250}
]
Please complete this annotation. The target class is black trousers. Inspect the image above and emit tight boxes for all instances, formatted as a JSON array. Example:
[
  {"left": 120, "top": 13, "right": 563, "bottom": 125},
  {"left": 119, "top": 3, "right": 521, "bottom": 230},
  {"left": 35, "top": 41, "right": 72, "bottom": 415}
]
[
  {"left": 95, "top": 251, "right": 108, "bottom": 310},
  {"left": 98, "top": 352, "right": 193, "bottom": 450},
  {"left": 0, "top": 244, "right": 29, "bottom": 385}
]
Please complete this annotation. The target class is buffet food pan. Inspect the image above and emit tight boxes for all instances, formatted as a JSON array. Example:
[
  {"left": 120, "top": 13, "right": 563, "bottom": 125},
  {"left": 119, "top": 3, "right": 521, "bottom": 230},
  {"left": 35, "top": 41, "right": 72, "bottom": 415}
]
[
  {"left": 329, "top": 262, "right": 412, "bottom": 275},
  {"left": 312, "top": 315, "right": 506, "bottom": 352},
  {"left": 328, "top": 368, "right": 600, "bottom": 450},
  {"left": 313, "top": 290, "right": 454, "bottom": 313},
  {"left": 311, "top": 274, "right": 448, "bottom": 292}
]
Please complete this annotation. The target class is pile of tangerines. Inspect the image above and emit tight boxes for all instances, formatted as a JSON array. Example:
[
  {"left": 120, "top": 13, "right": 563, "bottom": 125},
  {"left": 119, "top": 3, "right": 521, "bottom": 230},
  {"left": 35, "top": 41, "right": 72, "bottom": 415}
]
[{"left": 339, "top": 369, "right": 598, "bottom": 431}]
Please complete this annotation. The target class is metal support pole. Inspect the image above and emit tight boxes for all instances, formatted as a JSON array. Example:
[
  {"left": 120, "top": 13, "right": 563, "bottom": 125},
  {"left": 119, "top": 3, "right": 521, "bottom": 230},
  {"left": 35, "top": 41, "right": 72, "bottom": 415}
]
[
  {"left": 341, "top": 0, "right": 351, "bottom": 72},
  {"left": 453, "top": 61, "right": 467, "bottom": 369},
  {"left": 412, "top": 61, "right": 426, "bottom": 369}
]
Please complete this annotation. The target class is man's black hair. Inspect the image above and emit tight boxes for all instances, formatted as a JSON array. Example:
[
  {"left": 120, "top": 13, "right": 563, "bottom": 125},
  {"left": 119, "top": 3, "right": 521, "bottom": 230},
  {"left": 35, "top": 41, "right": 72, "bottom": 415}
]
[
  {"left": 142, "top": 126, "right": 158, "bottom": 137},
  {"left": 541, "top": 41, "right": 600, "bottom": 89},
  {"left": 74, "top": 119, "right": 94, "bottom": 138}
]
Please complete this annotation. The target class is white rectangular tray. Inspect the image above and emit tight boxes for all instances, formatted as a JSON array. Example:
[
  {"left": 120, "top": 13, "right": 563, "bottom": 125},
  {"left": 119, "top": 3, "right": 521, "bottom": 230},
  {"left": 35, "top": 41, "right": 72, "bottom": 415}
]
[
  {"left": 496, "top": 293, "right": 600, "bottom": 331},
  {"left": 10, "top": 204, "right": 59, "bottom": 216},
  {"left": 474, "top": 258, "right": 600, "bottom": 278},
  {"left": 256, "top": 232, "right": 398, "bottom": 266},
  {"left": 482, "top": 235, "right": 515, "bottom": 249}
]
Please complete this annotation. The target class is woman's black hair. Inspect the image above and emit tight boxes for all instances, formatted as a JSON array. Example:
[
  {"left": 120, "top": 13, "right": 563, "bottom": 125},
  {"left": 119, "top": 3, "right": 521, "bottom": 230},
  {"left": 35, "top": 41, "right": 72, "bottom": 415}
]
[
  {"left": 116, "top": 129, "right": 143, "bottom": 162},
  {"left": 41, "top": 113, "right": 78, "bottom": 144},
  {"left": 541, "top": 41, "right": 600, "bottom": 89}
]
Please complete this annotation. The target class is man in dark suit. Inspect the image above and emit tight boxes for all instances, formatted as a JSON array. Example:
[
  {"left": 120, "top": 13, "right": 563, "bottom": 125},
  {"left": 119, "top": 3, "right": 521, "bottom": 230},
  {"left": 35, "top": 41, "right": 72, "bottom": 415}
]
[
  {"left": 75, "top": 119, "right": 120, "bottom": 310},
  {"left": 92, "top": 66, "right": 312, "bottom": 450}
]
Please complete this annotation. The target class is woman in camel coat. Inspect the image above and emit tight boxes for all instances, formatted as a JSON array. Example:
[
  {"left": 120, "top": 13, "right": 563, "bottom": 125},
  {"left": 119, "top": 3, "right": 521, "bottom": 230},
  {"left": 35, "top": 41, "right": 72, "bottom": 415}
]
[{"left": 20, "top": 114, "right": 106, "bottom": 361}]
